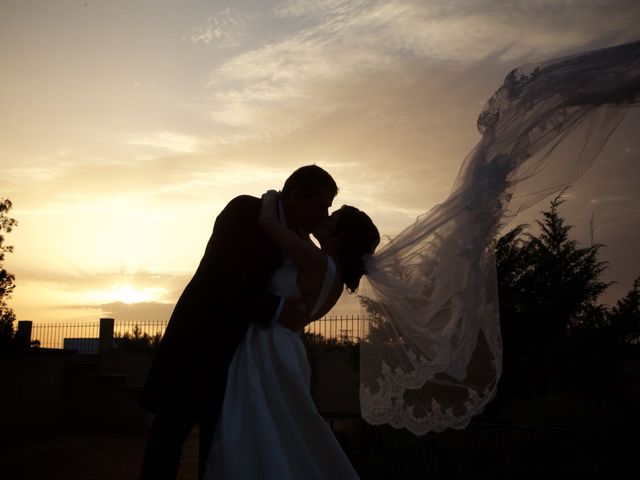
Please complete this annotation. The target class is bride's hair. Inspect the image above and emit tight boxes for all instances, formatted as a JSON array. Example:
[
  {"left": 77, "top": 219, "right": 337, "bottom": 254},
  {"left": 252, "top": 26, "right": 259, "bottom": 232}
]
[{"left": 334, "top": 206, "right": 380, "bottom": 293}]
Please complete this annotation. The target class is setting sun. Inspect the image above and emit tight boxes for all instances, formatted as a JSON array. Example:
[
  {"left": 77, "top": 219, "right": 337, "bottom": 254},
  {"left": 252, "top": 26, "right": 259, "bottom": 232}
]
[
  {"left": 111, "top": 286, "right": 154, "bottom": 305},
  {"left": 82, "top": 285, "right": 167, "bottom": 306}
]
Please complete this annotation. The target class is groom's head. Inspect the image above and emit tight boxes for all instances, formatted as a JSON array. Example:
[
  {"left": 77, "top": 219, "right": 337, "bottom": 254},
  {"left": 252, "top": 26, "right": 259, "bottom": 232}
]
[{"left": 281, "top": 165, "right": 338, "bottom": 234}]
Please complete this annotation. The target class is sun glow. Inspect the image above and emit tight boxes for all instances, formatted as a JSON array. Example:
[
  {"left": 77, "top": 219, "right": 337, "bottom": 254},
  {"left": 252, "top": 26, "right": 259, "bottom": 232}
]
[
  {"left": 80, "top": 284, "right": 167, "bottom": 305},
  {"left": 111, "top": 285, "right": 153, "bottom": 304}
]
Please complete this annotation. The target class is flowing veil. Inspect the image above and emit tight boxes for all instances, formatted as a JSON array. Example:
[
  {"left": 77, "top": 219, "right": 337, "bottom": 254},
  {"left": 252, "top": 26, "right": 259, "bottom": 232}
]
[{"left": 359, "top": 41, "right": 640, "bottom": 435}]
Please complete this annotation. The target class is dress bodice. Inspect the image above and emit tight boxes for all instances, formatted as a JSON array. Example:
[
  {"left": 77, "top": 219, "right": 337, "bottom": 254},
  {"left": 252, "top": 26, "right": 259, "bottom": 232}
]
[
  {"left": 267, "top": 258, "right": 300, "bottom": 299},
  {"left": 267, "top": 256, "right": 336, "bottom": 318}
]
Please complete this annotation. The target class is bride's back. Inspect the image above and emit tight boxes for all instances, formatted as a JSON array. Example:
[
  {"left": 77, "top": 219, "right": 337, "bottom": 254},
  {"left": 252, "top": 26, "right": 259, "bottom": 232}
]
[
  {"left": 297, "top": 256, "right": 343, "bottom": 321},
  {"left": 268, "top": 255, "right": 343, "bottom": 323}
]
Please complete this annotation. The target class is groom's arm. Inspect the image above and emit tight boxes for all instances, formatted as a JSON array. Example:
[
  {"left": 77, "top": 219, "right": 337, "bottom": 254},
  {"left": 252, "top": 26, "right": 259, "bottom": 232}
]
[
  {"left": 197, "top": 195, "right": 287, "bottom": 327},
  {"left": 220, "top": 196, "right": 310, "bottom": 330}
]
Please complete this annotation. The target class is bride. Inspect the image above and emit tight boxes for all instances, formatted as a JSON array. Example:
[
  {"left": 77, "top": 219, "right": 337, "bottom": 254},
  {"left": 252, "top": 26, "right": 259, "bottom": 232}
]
[{"left": 205, "top": 191, "right": 379, "bottom": 479}]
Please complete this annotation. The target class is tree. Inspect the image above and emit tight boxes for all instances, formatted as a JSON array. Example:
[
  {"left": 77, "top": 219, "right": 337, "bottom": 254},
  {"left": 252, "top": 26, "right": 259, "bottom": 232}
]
[
  {"left": 608, "top": 276, "right": 640, "bottom": 345},
  {"left": 0, "top": 198, "right": 17, "bottom": 350},
  {"left": 525, "top": 193, "right": 610, "bottom": 336},
  {"left": 495, "top": 191, "right": 611, "bottom": 396},
  {"left": 114, "top": 325, "right": 162, "bottom": 352}
]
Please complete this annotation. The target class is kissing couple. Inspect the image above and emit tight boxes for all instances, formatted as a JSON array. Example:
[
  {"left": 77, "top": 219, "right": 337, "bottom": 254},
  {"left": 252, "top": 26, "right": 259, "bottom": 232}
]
[{"left": 139, "top": 165, "right": 377, "bottom": 479}]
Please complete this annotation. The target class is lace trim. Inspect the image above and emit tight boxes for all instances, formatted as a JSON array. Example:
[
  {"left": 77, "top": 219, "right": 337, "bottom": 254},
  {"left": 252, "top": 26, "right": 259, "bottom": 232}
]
[
  {"left": 359, "top": 302, "right": 501, "bottom": 436},
  {"left": 360, "top": 382, "right": 497, "bottom": 435}
]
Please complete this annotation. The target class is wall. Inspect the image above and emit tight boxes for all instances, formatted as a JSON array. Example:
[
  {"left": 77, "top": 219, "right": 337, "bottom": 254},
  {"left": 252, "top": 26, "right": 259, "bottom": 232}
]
[
  {"left": 0, "top": 349, "right": 74, "bottom": 435},
  {"left": 0, "top": 347, "right": 361, "bottom": 436}
]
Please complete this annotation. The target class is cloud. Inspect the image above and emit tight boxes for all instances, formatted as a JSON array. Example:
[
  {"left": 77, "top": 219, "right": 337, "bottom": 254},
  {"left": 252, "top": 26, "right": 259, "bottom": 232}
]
[
  {"left": 273, "top": 0, "right": 640, "bottom": 57},
  {"left": 183, "top": 8, "right": 251, "bottom": 48},
  {"left": 273, "top": 0, "right": 368, "bottom": 18},
  {"left": 11, "top": 267, "right": 186, "bottom": 297},
  {"left": 98, "top": 301, "right": 175, "bottom": 324},
  {"left": 205, "top": 0, "right": 640, "bottom": 134},
  {"left": 589, "top": 195, "right": 625, "bottom": 205},
  {"left": 8, "top": 265, "right": 190, "bottom": 323},
  {"left": 126, "top": 131, "right": 203, "bottom": 154}
]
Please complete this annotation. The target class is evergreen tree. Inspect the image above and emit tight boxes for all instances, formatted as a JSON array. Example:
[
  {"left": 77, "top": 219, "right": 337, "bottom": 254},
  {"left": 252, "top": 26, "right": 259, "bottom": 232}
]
[
  {"left": 608, "top": 277, "right": 640, "bottom": 345},
  {"left": 526, "top": 193, "right": 610, "bottom": 336},
  {"left": 496, "top": 191, "right": 610, "bottom": 396}
]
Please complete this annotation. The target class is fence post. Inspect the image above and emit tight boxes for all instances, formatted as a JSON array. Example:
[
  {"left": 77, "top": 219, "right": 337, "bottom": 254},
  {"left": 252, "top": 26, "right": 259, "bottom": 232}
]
[
  {"left": 15, "top": 320, "right": 33, "bottom": 349},
  {"left": 99, "top": 318, "right": 115, "bottom": 354}
]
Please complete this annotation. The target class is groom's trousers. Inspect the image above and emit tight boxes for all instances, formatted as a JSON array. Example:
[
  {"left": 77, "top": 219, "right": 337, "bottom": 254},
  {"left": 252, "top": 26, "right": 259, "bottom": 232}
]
[
  {"left": 139, "top": 413, "right": 192, "bottom": 480},
  {"left": 138, "top": 408, "right": 218, "bottom": 480}
]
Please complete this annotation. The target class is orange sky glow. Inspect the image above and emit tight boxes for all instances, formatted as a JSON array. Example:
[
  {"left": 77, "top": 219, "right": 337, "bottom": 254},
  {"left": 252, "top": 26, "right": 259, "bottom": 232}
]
[{"left": 2, "top": 0, "right": 640, "bottom": 325}]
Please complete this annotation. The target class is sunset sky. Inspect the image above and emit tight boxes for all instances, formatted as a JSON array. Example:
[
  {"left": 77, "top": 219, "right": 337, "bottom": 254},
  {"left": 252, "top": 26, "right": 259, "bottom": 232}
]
[{"left": 2, "top": 0, "right": 639, "bottom": 325}]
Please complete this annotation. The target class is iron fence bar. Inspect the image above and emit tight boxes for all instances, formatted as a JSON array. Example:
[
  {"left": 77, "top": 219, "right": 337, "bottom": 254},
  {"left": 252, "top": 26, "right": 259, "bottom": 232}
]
[{"left": 27, "top": 315, "right": 373, "bottom": 350}]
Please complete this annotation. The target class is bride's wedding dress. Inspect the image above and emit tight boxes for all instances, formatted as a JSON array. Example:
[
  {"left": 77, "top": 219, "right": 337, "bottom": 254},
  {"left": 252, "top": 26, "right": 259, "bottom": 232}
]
[{"left": 205, "top": 256, "right": 358, "bottom": 480}]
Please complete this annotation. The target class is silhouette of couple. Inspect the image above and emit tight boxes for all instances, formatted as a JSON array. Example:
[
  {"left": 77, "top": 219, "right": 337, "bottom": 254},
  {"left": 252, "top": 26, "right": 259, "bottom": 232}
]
[{"left": 139, "top": 165, "right": 377, "bottom": 479}]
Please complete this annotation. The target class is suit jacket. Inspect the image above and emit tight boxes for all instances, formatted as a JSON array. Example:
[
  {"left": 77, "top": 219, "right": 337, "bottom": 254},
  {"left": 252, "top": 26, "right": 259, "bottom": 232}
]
[{"left": 140, "top": 195, "right": 283, "bottom": 417}]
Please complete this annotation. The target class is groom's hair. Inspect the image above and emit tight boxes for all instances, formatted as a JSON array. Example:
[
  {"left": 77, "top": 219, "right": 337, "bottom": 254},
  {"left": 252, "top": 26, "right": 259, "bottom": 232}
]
[{"left": 282, "top": 165, "right": 338, "bottom": 199}]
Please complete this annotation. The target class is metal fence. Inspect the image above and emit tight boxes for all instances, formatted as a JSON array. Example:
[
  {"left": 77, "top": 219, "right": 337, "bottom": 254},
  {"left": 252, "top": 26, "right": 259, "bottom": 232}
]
[
  {"left": 27, "top": 315, "right": 371, "bottom": 352},
  {"left": 305, "top": 315, "right": 369, "bottom": 344},
  {"left": 31, "top": 321, "right": 100, "bottom": 352}
]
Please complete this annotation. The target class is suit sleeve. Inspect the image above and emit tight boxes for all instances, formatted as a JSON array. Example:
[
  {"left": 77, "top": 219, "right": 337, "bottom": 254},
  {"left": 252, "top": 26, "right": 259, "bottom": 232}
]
[{"left": 198, "top": 195, "right": 281, "bottom": 328}]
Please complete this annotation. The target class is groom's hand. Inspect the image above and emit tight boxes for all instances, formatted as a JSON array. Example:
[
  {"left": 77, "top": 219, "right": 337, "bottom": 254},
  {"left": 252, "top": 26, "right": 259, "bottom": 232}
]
[{"left": 279, "top": 296, "right": 309, "bottom": 332}]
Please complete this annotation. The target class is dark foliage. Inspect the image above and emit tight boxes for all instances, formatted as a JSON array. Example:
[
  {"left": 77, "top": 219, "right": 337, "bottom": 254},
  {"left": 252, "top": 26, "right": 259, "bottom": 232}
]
[
  {"left": 494, "top": 191, "right": 640, "bottom": 430},
  {"left": 114, "top": 325, "right": 162, "bottom": 352},
  {"left": 608, "top": 276, "right": 640, "bottom": 345},
  {"left": 303, "top": 331, "right": 360, "bottom": 368},
  {"left": 0, "top": 198, "right": 17, "bottom": 350}
]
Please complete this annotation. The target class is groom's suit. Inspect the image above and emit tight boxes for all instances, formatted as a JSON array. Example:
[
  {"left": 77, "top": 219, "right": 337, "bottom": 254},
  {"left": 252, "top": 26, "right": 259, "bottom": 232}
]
[{"left": 140, "top": 195, "right": 284, "bottom": 479}]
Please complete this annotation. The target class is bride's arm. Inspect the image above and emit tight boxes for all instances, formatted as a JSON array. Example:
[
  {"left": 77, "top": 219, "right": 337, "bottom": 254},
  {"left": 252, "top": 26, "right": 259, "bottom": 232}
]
[{"left": 259, "top": 190, "right": 327, "bottom": 273}]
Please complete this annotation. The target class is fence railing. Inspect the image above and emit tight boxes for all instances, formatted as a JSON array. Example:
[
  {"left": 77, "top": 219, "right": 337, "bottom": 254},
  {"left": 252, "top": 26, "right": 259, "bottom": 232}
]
[
  {"left": 305, "top": 315, "right": 369, "bottom": 344},
  {"left": 32, "top": 321, "right": 100, "bottom": 353},
  {"left": 19, "top": 315, "right": 371, "bottom": 353}
]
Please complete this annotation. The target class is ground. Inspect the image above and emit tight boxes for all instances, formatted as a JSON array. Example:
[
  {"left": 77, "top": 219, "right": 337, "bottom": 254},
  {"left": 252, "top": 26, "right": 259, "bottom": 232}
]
[{"left": 0, "top": 429, "right": 198, "bottom": 480}]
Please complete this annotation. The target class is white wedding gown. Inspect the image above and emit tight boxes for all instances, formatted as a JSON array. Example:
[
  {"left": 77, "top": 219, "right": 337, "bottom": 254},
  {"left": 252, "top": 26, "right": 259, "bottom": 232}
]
[{"left": 205, "top": 256, "right": 359, "bottom": 480}]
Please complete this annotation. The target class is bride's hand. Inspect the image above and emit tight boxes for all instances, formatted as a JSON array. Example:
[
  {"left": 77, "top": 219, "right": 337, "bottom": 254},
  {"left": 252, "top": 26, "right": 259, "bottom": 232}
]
[{"left": 259, "top": 189, "right": 280, "bottom": 225}]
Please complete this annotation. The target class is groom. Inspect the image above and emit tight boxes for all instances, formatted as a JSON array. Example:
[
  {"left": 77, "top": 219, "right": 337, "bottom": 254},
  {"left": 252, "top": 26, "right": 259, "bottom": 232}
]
[{"left": 139, "top": 165, "right": 338, "bottom": 480}]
